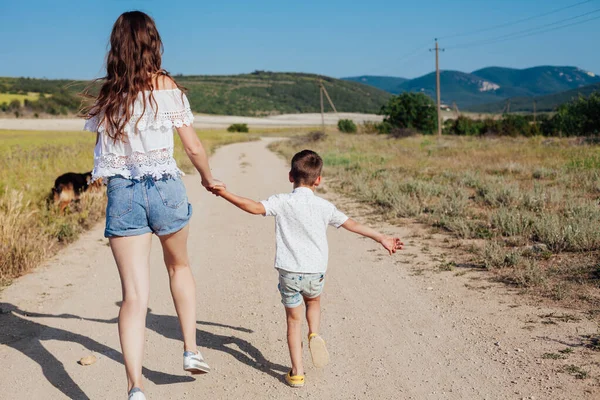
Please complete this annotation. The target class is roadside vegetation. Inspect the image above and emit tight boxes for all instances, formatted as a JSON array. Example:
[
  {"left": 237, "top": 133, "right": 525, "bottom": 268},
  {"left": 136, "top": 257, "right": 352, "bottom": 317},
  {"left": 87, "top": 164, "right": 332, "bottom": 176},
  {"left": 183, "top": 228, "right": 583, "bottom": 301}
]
[
  {"left": 272, "top": 92, "right": 600, "bottom": 310},
  {"left": 0, "top": 129, "right": 254, "bottom": 285}
]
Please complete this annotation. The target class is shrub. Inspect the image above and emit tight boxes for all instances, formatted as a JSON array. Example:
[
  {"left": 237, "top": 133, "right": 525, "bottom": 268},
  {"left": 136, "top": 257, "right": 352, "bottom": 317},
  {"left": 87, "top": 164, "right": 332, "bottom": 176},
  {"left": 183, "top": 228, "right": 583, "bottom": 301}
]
[
  {"left": 482, "top": 241, "right": 522, "bottom": 270},
  {"left": 8, "top": 99, "right": 21, "bottom": 111},
  {"left": 490, "top": 208, "right": 534, "bottom": 238},
  {"left": 379, "top": 92, "right": 437, "bottom": 134},
  {"left": 390, "top": 127, "right": 419, "bottom": 138},
  {"left": 501, "top": 114, "right": 531, "bottom": 137},
  {"left": 305, "top": 131, "right": 327, "bottom": 142},
  {"left": 512, "top": 259, "right": 547, "bottom": 287},
  {"left": 445, "top": 115, "right": 482, "bottom": 136},
  {"left": 337, "top": 119, "right": 357, "bottom": 133},
  {"left": 360, "top": 121, "right": 379, "bottom": 135},
  {"left": 227, "top": 123, "right": 249, "bottom": 133},
  {"left": 376, "top": 121, "right": 392, "bottom": 134},
  {"left": 542, "top": 92, "right": 600, "bottom": 136}
]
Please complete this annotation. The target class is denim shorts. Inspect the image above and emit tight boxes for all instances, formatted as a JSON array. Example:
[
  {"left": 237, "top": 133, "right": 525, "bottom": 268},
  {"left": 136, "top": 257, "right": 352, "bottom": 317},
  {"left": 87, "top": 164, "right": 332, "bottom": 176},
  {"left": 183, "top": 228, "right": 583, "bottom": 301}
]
[
  {"left": 277, "top": 269, "right": 326, "bottom": 308},
  {"left": 104, "top": 176, "right": 192, "bottom": 238}
]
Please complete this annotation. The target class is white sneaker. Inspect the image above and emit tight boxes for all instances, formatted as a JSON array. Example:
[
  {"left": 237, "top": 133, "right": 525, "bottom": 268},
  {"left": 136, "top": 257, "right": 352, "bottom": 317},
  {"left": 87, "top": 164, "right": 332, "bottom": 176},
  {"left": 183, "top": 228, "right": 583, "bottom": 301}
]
[
  {"left": 183, "top": 350, "right": 211, "bottom": 374},
  {"left": 128, "top": 387, "right": 146, "bottom": 400}
]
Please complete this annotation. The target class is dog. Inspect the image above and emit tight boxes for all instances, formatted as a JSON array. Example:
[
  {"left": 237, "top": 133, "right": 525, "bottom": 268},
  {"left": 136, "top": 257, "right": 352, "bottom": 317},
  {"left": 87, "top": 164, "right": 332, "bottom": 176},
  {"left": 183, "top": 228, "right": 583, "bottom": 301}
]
[{"left": 52, "top": 171, "right": 103, "bottom": 213}]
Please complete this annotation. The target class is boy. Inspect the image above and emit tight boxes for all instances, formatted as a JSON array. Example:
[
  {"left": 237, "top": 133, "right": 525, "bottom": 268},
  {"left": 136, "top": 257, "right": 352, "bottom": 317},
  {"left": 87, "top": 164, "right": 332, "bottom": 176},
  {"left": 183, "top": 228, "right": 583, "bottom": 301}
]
[{"left": 212, "top": 150, "right": 403, "bottom": 387}]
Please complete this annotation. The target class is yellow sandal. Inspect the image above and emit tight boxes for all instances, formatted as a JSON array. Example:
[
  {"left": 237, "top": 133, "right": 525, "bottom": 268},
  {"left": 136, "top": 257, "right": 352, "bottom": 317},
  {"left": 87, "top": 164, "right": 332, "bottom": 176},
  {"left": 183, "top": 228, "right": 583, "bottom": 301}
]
[
  {"left": 285, "top": 370, "right": 305, "bottom": 388},
  {"left": 308, "top": 333, "right": 330, "bottom": 368}
]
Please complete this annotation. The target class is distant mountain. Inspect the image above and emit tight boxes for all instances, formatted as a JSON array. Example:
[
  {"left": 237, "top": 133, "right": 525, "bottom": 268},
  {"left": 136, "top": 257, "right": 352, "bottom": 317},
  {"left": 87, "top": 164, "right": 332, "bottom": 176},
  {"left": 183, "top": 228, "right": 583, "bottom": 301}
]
[
  {"left": 395, "top": 70, "right": 502, "bottom": 107},
  {"left": 471, "top": 66, "right": 599, "bottom": 97},
  {"left": 0, "top": 72, "right": 392, "bottom": 116},
  {"left": 342, "top": 75, "right": 408, "bottom": 94},
  {"left": 344, "top": 66, "right": 600, "bottom": 109},
  {"left": 467, "top": 82, "right": 600, "bottom": 113}
]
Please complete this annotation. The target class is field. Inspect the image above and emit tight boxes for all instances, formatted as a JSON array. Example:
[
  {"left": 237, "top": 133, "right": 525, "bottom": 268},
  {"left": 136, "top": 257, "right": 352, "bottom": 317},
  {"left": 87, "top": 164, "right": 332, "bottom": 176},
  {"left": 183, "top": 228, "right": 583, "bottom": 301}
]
[
  {"left": 0, "top": 92, "right": 41, "bottom": 105},
  {"left": 0, "top": 128, "right": 255, "bottom": 285},
  {"left": 271, "top": 132, "right": 600, "bottom": 309}
]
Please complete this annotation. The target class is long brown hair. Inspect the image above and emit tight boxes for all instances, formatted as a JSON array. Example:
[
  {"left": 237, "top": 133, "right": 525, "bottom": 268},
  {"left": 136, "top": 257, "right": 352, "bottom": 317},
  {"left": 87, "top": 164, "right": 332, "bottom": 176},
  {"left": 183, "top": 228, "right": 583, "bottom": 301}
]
[{"left": 81, "top": 11, "right": 182, "bottom": 141}]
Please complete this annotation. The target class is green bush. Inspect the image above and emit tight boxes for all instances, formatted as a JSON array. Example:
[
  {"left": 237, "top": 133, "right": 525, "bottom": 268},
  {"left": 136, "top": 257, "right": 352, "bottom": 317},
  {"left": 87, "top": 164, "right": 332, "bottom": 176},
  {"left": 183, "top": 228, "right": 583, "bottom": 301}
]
[
  {"left": 376, "top": 121, "right": 392, "bottom": 134},
  {"left": 360, "top": 121, "right": 379, "bottom": 134},
  {"left": 227, "top": 123, "right": 249, "bottom": 133},
  {"left": 542, "top": 92, "right": 600, "bottom": 136},
  {"left": 501, "top": 114, "right": 531, "bottom": 137},
  {"left": 379, "top": 93, "right": 437, "bottom": 134},
  {"left": 445, "top": 115, "right": 482, "bottom": 136},
  {"left": 8, "top": 99, "right": 20, "bottom": 111},
  {"left": 338, "top": 119, "right": 357, "bottom": 133}
]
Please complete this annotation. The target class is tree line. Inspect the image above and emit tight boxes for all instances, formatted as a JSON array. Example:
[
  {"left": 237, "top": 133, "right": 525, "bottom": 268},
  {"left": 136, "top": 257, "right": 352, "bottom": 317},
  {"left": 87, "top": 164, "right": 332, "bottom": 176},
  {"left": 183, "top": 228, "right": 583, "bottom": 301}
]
[{"left": 377, "top": 92, "right": 600, "bottom": 137}]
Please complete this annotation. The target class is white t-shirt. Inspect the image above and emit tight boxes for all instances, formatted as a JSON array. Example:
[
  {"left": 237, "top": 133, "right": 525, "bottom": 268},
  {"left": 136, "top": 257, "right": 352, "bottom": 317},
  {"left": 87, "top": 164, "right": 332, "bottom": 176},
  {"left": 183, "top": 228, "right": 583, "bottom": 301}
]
[
  {"left": 260, "top": 187, "right": 349, "bottom": 274},
  {"left": 83, "top": 88, "right": 194, "bottom": 182}
]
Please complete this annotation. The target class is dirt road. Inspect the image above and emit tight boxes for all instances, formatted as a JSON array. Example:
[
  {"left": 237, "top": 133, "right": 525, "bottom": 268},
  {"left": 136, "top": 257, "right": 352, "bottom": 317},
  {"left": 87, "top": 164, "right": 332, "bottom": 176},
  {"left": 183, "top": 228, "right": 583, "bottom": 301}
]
[
  {"left": 0, "top": 112, "right": 382, "bottom": 131},
  {"left": 1, "top": 139, "right": 598, "bottom": 399}
]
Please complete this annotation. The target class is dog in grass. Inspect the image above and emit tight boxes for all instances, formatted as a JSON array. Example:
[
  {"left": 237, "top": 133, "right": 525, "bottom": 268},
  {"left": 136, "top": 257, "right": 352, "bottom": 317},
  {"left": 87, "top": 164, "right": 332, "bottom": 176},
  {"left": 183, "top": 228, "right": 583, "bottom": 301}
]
[{"left": 52, "top": 171, "right": 103, "bottom": 213}]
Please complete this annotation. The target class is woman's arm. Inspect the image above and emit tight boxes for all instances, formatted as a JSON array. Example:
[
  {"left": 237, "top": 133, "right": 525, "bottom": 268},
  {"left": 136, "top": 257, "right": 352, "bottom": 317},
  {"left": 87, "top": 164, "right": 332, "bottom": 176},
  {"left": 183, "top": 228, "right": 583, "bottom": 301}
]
[{"left": 176, "top": 125, "right": 220, "bottom": 189}]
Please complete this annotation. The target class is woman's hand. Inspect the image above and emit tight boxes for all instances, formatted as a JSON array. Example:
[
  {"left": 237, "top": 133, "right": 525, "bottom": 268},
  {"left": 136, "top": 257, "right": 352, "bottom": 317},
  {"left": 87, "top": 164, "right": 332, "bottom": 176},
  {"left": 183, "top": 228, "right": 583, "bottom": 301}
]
[{"left": 202, "top": 178, "right": 226, "bottom": 192}]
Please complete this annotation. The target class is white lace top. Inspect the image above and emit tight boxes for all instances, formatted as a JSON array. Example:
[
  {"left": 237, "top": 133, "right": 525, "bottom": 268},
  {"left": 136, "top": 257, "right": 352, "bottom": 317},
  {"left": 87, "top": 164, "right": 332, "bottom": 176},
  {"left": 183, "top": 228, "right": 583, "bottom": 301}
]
[{"left": 83, "top": 89, "right": 194, "bottom": 181}]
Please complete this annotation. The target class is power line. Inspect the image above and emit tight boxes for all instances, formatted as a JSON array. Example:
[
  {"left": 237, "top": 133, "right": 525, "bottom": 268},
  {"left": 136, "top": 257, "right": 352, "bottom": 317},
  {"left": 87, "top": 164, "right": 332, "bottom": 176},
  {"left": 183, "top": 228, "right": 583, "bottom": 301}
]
[
  {"left": 446, "top": 10, "right": 600, "bottom": 50},
  {"left": 439, "top": 0, "right": 595, "bottom": 40},
  {"left": 360, "top": 41, "right": 430, "bottom": 76}
]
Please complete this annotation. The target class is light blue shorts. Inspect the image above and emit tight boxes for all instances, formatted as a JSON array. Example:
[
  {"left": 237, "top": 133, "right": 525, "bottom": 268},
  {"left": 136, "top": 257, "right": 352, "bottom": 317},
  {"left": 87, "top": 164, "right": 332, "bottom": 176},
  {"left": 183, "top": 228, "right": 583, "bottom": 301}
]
[
  {"left": 104, "top": 176, "right": 192, "bottom": 238},
  {"left": 277, "top": 269, "right": 326, "bottom": 308}
]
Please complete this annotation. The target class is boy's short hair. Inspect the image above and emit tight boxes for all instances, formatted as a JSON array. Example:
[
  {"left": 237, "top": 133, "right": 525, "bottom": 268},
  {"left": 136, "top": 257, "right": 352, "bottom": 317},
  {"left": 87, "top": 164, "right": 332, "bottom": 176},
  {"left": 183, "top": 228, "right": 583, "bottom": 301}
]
[{"left": 290, "top": 150, "right": 323, "bottom": 185}]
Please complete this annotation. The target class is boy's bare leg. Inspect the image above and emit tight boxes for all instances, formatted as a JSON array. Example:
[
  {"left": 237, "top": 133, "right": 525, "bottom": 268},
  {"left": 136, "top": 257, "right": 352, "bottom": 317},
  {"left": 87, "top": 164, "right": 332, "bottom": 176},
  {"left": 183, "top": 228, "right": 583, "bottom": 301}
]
[
  {"left": 285, "top": 305, "right": 304, "bottom": 376},
  {"left": 304, "top": 295, "right": 321, "bottom": 336},
  {"left": 305, "top": 295, "right": 329, "bottom": 367}
]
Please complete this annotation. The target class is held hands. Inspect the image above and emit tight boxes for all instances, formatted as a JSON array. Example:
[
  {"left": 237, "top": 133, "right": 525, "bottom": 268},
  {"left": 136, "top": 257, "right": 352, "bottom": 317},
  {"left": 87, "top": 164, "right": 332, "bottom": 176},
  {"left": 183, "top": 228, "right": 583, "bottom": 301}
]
[
  {"left": 379, "top": 236, "right": 404, "bottom": 255},
  {"left": 202, "top": 178, "right": 226, "bottom": 194},
  {"left": 209, "top": 184, "right": 227, "bottom": 196}
]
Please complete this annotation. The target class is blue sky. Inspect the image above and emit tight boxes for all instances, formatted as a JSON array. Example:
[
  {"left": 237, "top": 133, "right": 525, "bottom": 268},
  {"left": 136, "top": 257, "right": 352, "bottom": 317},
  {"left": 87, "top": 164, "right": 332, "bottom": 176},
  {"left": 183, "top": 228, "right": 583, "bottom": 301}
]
[{"left": 0, "top": 0, "right": 598, "bottom": 79}]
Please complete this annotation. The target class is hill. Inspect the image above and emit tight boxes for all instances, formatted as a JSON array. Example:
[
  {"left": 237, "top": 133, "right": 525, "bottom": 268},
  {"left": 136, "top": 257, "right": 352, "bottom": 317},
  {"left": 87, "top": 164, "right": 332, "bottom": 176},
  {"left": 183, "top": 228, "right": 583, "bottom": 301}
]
[
  {"left": 0, "top": 72, "right": 392, "bottom": 117},
  {"left": 395, "top": 70, "right": 502, "bottom": 107},
  {"left": 471, "top": 66, "right": 599, "bottom": 97},
  {"left": 467, "top": 82, "right": 600, "bottom": 113},
  {"left": 342, "top": 75, "right": 408, "bottom": 94},
  {"left": 343, "top": 66, "right": 600, "bottom": 109}
]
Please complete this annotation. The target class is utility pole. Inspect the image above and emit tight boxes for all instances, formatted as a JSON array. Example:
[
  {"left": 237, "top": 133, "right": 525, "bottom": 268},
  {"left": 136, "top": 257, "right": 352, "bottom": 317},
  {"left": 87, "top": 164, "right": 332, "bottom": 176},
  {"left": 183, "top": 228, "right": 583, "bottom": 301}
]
[
  {"left": 430, "top": 39, "right": 445, "bottom": 136},
  {"left": 452, "top": 101, "right": 459, "bottom": 118},
  {"left": 319, "top": 78, "right": 325, "bottom": 133},
  {"left": 533, "top": 100, "right": 537, "bottom": 124},
  {"left": 318, "top": 78, "right": 339, "bottom": 133}
]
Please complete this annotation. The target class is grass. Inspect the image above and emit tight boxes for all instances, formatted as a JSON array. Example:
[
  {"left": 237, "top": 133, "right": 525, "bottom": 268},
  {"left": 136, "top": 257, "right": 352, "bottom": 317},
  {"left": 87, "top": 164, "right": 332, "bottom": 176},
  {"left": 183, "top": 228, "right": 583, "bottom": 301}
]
[
  {"left": 0, "top": 92, "right": 41, "bottom": 105},
  {"left": 270, "top": 132, "right": 600, "bottom": 309},
  {"left": 561, "top": 364, "right": 589, "bottom": 380},
  {"left": 0, "top": 128, "right": 254, "bottom": 285}
]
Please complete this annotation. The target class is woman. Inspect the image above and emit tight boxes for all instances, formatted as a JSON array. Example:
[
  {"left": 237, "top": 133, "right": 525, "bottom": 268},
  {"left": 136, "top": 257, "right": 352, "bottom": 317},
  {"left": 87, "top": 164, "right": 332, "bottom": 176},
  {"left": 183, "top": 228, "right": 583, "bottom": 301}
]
[{"left": 83, "top": 11, "right": 221, "bottom": 400}]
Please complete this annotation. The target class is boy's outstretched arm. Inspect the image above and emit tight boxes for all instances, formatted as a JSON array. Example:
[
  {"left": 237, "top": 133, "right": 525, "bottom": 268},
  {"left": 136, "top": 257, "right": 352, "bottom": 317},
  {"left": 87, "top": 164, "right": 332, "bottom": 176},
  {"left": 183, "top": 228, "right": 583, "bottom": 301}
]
[
  {"left": 341, "top": 219, "right": 403, "bottom": 255},
  {"left": 211, "top": 186, "right": 266, "bottom": 215}
]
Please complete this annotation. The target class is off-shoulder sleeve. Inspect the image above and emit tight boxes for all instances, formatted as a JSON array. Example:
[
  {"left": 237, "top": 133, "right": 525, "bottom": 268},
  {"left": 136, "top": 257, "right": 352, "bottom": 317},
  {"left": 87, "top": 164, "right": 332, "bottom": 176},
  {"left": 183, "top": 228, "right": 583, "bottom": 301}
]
[
  {"left": 83, "top": 114, "right": 100, "bottom": 132},
  {"left": 150, "top": 90, "right": 195, "bottom": 129}
]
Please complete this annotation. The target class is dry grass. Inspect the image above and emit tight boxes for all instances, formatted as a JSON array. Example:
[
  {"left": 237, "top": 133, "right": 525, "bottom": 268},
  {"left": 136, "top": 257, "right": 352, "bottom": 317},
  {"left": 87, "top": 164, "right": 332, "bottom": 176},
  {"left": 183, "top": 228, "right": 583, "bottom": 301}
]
[
  {"left": 0, "top": 128, "right": 254, "bottom": 285},
  {"left": 270, "top": 132, "right": 600, "bottom": 309},
  {"left": 0, "top": 92, "right": 42, "bottom": 105}
]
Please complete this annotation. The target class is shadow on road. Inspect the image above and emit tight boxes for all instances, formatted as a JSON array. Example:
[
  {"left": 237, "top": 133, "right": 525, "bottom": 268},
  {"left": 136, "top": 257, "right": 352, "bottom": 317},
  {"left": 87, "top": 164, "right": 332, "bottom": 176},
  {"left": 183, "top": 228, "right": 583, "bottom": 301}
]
[
  {"left": 0, "top": 303, "right": 188, "bottom": 399},
  {"left": 88, "top": 303, "right": 288, "bottom": 380},
  {"left": 0, "top": 301, "right": 287, "bottom": 399}
]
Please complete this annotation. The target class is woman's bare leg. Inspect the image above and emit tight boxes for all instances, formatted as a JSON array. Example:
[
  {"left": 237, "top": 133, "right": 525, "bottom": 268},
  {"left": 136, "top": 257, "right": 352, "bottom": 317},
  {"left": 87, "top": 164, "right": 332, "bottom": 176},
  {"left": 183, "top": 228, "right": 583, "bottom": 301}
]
[
  {"left": 109, "top": 233, "right": 153, "bottom": 392},
  {"left": 158, "top": 225, "right": 198, "bottom": 352}
]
